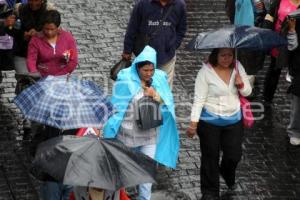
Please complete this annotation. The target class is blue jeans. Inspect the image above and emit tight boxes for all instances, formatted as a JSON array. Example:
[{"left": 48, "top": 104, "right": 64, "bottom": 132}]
[
  {"left": 133, "top": 144, "right": 156, "bottom": 200},
  {"left": 40, "top": 181, "right": 72, "bottom": 200},
  {"left": 287, "top": 95, "right": 300, "bottom": 138}
]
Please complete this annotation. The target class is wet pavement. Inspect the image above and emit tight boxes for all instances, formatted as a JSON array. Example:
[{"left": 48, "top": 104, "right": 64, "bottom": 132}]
[{"left": 0, "top": 0, "right": 300, "bottom": 199}]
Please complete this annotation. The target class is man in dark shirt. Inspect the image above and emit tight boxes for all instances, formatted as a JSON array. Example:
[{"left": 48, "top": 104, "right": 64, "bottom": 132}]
[{"left": 122, "top": 0, "right": 187, "bottom": 89}]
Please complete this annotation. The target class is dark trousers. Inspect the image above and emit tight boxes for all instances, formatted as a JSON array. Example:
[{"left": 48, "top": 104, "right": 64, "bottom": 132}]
[
  {"left": 197, "top": 120, "right": 243, "bottom": 196},
  {"left": 0, "top": 49, "right": 14, "bottom": 71},
  {"left": 263, "top": 56, "right": 282, "bottom": 102},
  {"left": 0, "top": 49, "right": 14, "bottom": 84}
]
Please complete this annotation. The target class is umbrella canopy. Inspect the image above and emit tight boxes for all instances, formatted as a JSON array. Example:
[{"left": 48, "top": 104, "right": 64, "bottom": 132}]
[
  {"left": 288, "top": 8, "right": 300, "bottom": 19},
  {"left": 14, "top": 75, "right": 113, "bottom": 129},
  {"left": 187, "top": 25, "right": 287, "bottom": 50},
  {"left": 32, "top": 135, "right": 157, "bottom": 191}
]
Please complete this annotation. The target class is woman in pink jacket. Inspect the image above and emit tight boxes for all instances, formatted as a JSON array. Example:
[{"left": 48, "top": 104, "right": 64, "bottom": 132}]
[
  {"left": 26, "top": 10, "right": 78, "bottom": 200},
  {"left": 27, "top": 9, "right": 78, "bottom": 77}
]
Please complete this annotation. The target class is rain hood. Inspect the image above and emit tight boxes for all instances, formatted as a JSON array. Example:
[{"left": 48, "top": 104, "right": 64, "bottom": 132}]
[{"left": 103, "top": 46, "right": 179, "bottom": 168}]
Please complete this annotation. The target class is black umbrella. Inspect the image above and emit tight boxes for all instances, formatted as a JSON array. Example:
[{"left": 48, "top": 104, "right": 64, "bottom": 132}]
[
  {"left": 187, "top": 25, "right": 287, "bottom": 50},
  {"left": 32, "top": 135, "right": 157, "bottom": 191}
]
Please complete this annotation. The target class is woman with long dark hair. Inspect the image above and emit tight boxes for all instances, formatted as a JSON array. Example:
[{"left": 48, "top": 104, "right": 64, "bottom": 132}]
[
  {"left": 104, "top": 45, "right": 179, "bottom": 200},
  {"left": 186, "top": 48, "right": 252, "bottom": 200}
]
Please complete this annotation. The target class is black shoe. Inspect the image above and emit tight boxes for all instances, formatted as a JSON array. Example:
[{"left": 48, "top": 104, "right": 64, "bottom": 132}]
[{"left": 201, "top": 193, "right": 220, "bottom": 200}]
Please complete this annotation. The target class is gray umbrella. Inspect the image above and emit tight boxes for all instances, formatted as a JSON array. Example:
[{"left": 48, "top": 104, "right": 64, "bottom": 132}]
[
  {"left": 32, "top": 135, "right": 157, "bottom": 191},
  {"left": 187, "top": 25, "right": 287, "bottom": 50},
  {"left": 288, "top": 9, "right": 300, "bottom": 19}
]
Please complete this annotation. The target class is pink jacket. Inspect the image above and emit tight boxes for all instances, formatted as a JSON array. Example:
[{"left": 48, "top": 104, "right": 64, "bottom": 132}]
[{"left": 27, "top": 29, "right": 78, "bottom": 77}]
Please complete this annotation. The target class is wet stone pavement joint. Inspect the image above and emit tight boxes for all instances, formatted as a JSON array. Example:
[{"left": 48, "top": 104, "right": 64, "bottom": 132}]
[{"left": 0, "top": 0, "right": 300, "bottom": 199}]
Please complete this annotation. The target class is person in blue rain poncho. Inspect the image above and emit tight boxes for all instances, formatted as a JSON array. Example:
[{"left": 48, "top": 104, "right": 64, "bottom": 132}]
[{"left": 104, "top": 45, "right": 179, "bottom": 200}]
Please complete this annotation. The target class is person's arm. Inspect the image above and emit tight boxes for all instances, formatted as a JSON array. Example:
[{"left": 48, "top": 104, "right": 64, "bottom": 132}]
[
  {"left": 5, "top": 3, "right": 23, "bottom": 37},
  {"left": 61, "top": 32, "right": 78, "bottom": 74},
  {"left": 26, "top": 37, "right": 39, "bottom": 73},
  {"left": 123, "top": 2, "right": 142, "bottom": 56},
  {"left": 236, "top": 63, "right": 252, "bottom": 97},
  {"left": 287, "top": 18, "right": 298, "bottom": 51},
  {"left": 225, "top": 0, "right": 235, "bottom": 24},
  {"left": 262, "top": 0, "right": 279, "bottom": 29},
  {"left": 186, "top": 68, "right": 208, "bottom": 138},
  {"left": 175, "top": 2, "right": 187, "bottom": 48},
  {"left": 0, "top": 22, "right": 6, "bottom": 35},
  {"left": 190, "top": 68, "right": 209, "bottom": 122}
]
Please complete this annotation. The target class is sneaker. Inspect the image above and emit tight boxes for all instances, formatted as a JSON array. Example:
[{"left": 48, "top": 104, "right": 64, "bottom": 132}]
[{"left": 290, "top": 137, "right": 300, "bottom": 146}]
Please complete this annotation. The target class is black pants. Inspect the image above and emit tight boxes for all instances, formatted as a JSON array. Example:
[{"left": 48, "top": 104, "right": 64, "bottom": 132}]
[
  {"left": 263, "top": 56, "right": 282, "bottom": 102},
  {"left": 0, "top": 49, "right": 14, "bottom": 84},
  {"left": 0, "top": 49, "right": 14, "bottom": 70},
  {"left": 197, "top": 120, "right": 243, "bottom": 196}
]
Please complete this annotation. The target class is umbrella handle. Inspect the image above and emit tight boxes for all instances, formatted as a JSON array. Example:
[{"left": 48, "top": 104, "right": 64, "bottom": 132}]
[{"left": 66, "top": 73, "right": 71, "bottom": 82}]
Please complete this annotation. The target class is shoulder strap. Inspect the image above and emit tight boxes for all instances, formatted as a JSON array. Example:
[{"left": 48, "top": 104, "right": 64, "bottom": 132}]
[
  {"left": 150, "top": 4, "right": 175, "bottom": 38},
  {"left": 234, "top": 60, "right": 239, "bottom": 74}
]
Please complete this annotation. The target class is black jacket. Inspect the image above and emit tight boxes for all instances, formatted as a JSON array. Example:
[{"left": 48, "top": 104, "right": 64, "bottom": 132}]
[
  {"left": 6, "top": 3, "right": 51, "bottom": 57},
  {"left": 30, "top": 126, "right": 77, "bottom": 182},
  {"left": 123, "top": 0, "right": 187, "bottom": 65}
]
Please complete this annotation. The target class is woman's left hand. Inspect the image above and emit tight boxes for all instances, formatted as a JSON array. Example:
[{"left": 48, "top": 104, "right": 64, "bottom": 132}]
[
  {"left": 288, "top": 18, "right": 296, "bottom": 32},
  {"left": 144, "top": 86, "right": 157, "bottom": 98},
  {"left": 235, "top": 74, "right": 244, "bottom": 88},
  {"left": 29, "top": 28, "right": 37, "bottom": 36}
]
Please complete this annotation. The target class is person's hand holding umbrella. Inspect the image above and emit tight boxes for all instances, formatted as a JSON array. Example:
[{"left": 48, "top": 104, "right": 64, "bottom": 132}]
[
  {"left": 288, "top": 17, "right": 296, "bottom": 33},
  {"left": 187, "top": 25, "right": 287, "bottom": 50},
  {"left": 235, "top": 73, "right": 244, "bottom": 89}
]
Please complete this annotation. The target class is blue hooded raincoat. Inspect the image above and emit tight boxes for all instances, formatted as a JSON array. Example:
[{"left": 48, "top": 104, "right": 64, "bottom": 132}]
[
  {"left": 103, "top": 46, "right": 179, "bottom": 168},
  {"left": 234, "top": 0, "right": 255, "bottom": 26}
]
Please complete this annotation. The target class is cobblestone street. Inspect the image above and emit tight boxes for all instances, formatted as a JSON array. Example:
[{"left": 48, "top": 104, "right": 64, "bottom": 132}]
[{"left": 0, "top": 0, "right": 300, "bottom": 199}]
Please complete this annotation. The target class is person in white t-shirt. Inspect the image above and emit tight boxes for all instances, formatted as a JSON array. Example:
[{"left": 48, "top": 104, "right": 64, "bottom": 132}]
[{"left": 186, "top": 48, "right": 252, "bottom": 199}]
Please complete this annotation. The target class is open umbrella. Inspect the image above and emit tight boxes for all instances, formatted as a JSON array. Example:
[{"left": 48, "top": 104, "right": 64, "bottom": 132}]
[
  {"left": 32, "top": 135, "right": 157, "bottom": 191},
  {"left": 288, "top": 8, "right": 300, "bottom": 19},
  {"left": 187, "top": 25, "right": 287, "bottom": 50},
  {"left": 14, "top": 75, "right": 114, "bottom": 129}
]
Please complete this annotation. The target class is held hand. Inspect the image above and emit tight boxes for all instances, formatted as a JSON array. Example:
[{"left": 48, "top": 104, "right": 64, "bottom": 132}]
[
  {"left": 24, "top": 29, "right": 37, "bottom": 41},
  {"left": 186, "top": 122, "right": 198, "bottom": 138},
  {"left": 186, "top": 127, "right": 197, "bottom": 138},
  {"left": 122, "top": 53, "right": 132, "bottom": 61},
  {"left": 144, "top": 86, "right": 156, "bottom": 98},
  {"left": 28, "top": 28, "right": 37, "bottom": 36},
  {"left": 288, "top": 18, "right": 296, "bottom": 32},
  {"left": 254, "top": 2, "right": 264, "bottom": 10},
  {"left": 24, "top": 31, "right": 31, "bottom": 41},
  {"left": 235, "top": 74, "right": 243, "bottom": 87}
]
